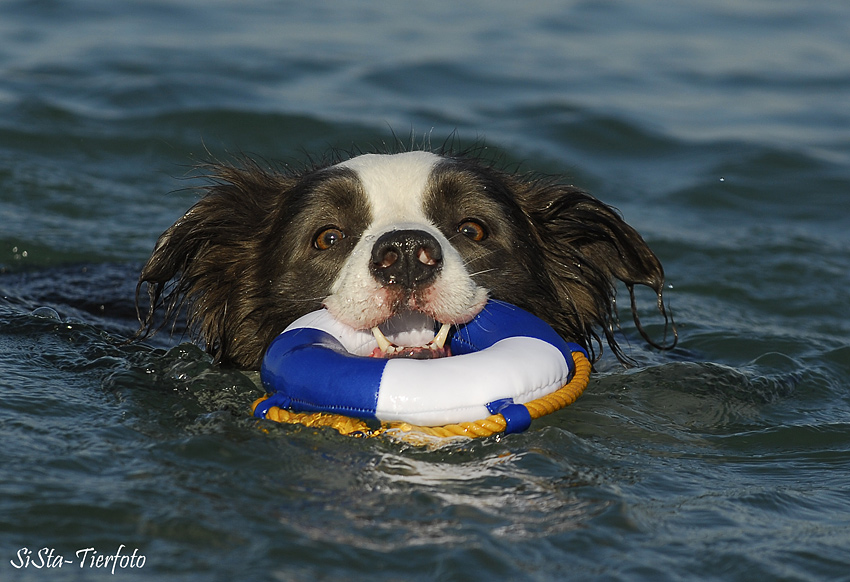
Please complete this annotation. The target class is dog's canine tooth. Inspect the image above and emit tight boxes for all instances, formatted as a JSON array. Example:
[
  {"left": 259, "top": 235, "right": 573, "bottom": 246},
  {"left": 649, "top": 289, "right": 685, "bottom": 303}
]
[
  {"left": 372, "top": 321, "right": 451, "bottom": 356},
  {"left": 432, "top": 323, "right": 451, "bottom": 350},
  {"left": 371, "top": 326, "right": 393, "bottom": 353}
]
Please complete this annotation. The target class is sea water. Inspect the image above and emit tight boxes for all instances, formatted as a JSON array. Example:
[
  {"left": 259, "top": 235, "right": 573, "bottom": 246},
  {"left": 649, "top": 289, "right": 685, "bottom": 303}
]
[{"left": 1, "top": 1, "right": 849, "bottom": 580}]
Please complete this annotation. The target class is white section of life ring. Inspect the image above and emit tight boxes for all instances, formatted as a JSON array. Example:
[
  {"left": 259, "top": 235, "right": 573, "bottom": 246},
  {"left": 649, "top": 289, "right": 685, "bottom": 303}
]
[
  {"left": 282, "top": 308, "right": 387, "bottom": 357},
  {"left": 375, "top": 336, "right": 570, "bottom": 426}
]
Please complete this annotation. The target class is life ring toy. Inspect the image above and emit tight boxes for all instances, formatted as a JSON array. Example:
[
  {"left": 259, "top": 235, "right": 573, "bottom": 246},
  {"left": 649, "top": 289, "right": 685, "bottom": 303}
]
[{"left": 252, "top": 300, "right": 591, "bottom": 440}]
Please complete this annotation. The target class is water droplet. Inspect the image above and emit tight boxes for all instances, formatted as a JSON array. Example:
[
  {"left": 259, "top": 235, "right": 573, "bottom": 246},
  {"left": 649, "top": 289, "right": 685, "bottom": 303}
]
[{"left": 31, "top": 307, "right": 61, "bottom": 320}]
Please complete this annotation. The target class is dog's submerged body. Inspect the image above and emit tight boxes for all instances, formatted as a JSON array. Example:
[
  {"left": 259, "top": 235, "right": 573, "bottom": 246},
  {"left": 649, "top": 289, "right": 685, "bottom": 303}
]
[{"left": 137, "top": 150, "right": 674, "bottom": 369}]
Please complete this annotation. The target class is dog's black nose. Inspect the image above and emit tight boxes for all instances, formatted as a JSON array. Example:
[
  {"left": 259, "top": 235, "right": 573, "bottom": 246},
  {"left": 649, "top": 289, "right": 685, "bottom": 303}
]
[{"left": 370, "top": 229, "right": 443, "bottom": 289}]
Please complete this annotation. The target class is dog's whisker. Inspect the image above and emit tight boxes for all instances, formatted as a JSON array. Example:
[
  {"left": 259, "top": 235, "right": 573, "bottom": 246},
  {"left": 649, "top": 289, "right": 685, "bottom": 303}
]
[
  {"left": 276, "top": 296, "right": 327, "bottom": 304},
  {"left": 467, "top": 267, "right": 497, "bottom": 278},
  {"left": 462, "top": 249, "right": 498, "bottom": 269}
]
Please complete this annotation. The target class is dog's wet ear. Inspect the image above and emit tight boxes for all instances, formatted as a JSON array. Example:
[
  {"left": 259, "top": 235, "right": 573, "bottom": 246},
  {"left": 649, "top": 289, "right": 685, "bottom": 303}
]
[
  {"left": 521, "top": 183, "right": 677, "bottom": 363},
  {"left": 135, "top": 161, "right": 295, "bottom": 367}
]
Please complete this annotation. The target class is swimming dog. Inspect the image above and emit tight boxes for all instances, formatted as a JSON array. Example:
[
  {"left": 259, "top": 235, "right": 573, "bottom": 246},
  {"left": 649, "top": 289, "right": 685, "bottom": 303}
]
[{"left": 136, "top": 149, "right": 675, "bottom": 368}]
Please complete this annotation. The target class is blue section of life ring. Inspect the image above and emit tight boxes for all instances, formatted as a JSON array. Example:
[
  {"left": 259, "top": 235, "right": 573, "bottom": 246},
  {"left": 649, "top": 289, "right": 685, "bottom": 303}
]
[
  {"left": 258, "top": 300, "right": 588, "bottom": 429},
  {"left": 260, "top": 327, "right": 387, "bottom": 418},
  {"left": 449, "top": 300, "right": 584, "bottom": 373}
]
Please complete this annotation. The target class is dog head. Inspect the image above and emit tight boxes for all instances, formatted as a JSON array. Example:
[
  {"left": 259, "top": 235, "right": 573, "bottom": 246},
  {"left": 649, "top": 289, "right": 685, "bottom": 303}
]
[{"left": 136, "top": 149, "right": 674, "bottom": 368}]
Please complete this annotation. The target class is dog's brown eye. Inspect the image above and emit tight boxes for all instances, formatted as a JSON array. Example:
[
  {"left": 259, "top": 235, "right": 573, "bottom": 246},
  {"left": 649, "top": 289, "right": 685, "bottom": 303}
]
[
  {"left": 314, "top": 227, "right": 346, "bottom": 250},
  {"left": 458, "top": 220, "right": 487, "bottom": 242}
]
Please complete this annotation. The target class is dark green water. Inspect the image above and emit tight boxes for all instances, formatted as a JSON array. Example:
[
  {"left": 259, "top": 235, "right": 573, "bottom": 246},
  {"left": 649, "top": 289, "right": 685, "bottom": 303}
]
[{"left": 2, "top": 1, "right": 849, "bottom": 580}]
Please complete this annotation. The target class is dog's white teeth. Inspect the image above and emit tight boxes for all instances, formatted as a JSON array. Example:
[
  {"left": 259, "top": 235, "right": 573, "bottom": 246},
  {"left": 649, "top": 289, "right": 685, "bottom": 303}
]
[
  {"left": 371, "top": 326, "right": 393, "bottom": 353},
  {"left": 432, "top": 323, "right": 451, "bottom": 350},
  {"left": 372, "top": 322, "right": 451, "bottom": 357}
]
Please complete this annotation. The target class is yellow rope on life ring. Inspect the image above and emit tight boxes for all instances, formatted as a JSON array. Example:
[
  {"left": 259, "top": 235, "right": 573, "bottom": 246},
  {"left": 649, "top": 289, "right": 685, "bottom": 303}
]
[{"left": 252, "top": 350, "right": 591, "bottom": 441}]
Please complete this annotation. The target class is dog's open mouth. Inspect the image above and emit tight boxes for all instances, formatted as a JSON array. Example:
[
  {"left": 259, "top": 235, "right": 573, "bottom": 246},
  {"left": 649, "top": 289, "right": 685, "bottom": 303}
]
[{"left": 367, "top": 310, "right": 452, "bottom": 360}]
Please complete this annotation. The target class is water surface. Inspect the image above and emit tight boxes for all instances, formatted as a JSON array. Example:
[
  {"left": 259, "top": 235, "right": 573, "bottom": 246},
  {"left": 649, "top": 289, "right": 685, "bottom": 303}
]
[{"left": 2, "top": 1, "right": 849, "bottom": 580}]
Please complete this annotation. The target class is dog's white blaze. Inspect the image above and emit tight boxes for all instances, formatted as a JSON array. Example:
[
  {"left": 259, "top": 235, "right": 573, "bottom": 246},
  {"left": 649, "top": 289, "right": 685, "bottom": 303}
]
[
  {"left": 324, "top": 152, "right": 489, "bottom": 330},
  {"left": 338, "top": 151, "right": 438, "bottom": 228}
]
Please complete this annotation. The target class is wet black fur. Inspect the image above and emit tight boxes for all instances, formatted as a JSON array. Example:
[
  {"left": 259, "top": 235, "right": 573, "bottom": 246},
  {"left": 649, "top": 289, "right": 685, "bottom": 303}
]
[{"left": 136, "top": 149, "right": 676, "bottom": 369}]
